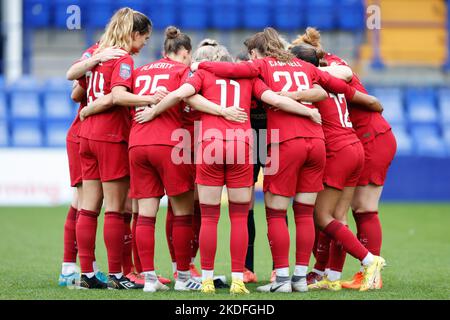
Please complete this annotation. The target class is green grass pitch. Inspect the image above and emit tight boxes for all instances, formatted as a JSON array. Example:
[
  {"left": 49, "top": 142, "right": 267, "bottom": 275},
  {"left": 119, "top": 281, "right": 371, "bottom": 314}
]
[{"left": 0, "top": 203, "right": 449, "bottom": 300}]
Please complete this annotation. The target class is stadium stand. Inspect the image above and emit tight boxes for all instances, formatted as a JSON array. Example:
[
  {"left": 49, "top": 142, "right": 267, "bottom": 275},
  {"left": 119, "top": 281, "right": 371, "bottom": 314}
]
[{"left": 0, "top": 77, "right": 448, "bottom": 158}]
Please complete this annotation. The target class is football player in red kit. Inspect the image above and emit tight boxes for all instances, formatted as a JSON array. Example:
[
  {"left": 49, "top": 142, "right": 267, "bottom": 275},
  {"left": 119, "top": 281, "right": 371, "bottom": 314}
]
[
  {"left": 59, "top": 43, "right": 126, "bottom": 286},
  {"left": 294, "top": 28, "right": 396, "bottom": 290},
  {"left": 290, "top": 43, "right": 385, "bottom": 291},
  {"left": 146, "top": 41, "right": 321, "bottom": 294},
  {"left": 191, "top": 27, "right": 384, "bottom": 293},
  {"left": 125, "top": 26, "right": 225, "bottom": 293},
  {"left": 75, "top": 8, "right": 154, "bottom": 290}
]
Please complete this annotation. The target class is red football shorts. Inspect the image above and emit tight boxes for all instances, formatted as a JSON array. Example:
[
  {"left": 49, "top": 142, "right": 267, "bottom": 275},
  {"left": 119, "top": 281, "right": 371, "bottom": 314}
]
[
  {"left": 66, "top": 140, "right": 82, "bottom": 187},
  {"left": 358, "top": 129, "right": 397, "bottom": 186},
  {"left": 79, "top": 137, "right": 129, "bottom": 182},
  {"left": 323, "top": 142, "right": 365, "bottom": 190},
  {"left": 263, "top": 137, "right": 326, "bottom": 196},
  {"left": 129, "top": 145, "right": 194, "bottom": 199},
  {"left": 196, "top": 139, "right": 253, "bottom": 188}
]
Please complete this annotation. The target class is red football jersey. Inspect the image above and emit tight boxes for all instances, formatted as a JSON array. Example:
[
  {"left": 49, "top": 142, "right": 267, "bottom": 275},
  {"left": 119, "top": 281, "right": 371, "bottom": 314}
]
[
  {"left": 198, "top": 57, "right": 356, "bottom": 144},
  {"left": 129, "top": 57, "right": 190, "bottom": 148},
  {"left": 78, "top": 53, "right": 134, "bottom": 143},
  {"left": 66, "top": 44, "right": 98, "bottom": 143},
  {"left": 185, "top": 69, "right": 269, "bottom": 144},
  {"left": 316, "top": 93, "right": 360, "bottom": 153},
  {"left": 324, "top": 53, "right": 391, "bottom": 143}
]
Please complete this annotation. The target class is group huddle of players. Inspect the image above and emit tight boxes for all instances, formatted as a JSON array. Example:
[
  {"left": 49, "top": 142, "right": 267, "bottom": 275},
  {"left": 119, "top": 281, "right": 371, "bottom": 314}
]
[{"left": 58, "top": 7, "right": 397, "bottom": 295}]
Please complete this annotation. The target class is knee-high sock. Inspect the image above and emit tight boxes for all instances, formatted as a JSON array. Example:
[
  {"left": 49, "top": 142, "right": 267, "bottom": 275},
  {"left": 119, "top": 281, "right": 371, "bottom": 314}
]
[
  {"left": 199, "top": 204, "right": 220, "bottom": 271},
  {"left": 245, "top": 209, "right": 255, "bottom": 272},
  {"left": 323, "top": 220, "right": 368, "bottom": 262},
  {"left": 165, "top": 203, "right": 176, "bottom": 263},
  {"left": 122, "top": 212, "right": 133, "bottom": 275},
  {"left": 266, "top": 207, "right": 290, "bottom": 269},
  {"left": 136, "top": 216, "right": 156, "bottom": 272},
  {"left": 173, "top": 215, "right": 194, "bottom": 272},
  {"left": 229, "top": 202, "right": 250, "bottom": 273},
  {"left": 313, "top": 231, "right": 331, "bottom": 272},
  {"left": 63, "top": 206, "right": 78, "bottom": 263},
  {"left": 329, "top": 237, "right": 347, "bottom": 273},
  {"left": 191, "top": 200, "right": 201, "bottom": 260},
  {"left": 353, "top": 211, "right": 382, "bottom": 256},
  {"left": 76, "top": 209, "right": 99, "bottom": 273},
  {"left": 293, "top": 202, "right": 315, "bottom": 268},
  {"left": 104, "top": 212, "right": 125, "bottom": 274},
  {"left": 312, "top": 225, "right": 321, "bottom": 259},
  {"left": 131, "top": 213, "right": 142, "bottom": 273}
]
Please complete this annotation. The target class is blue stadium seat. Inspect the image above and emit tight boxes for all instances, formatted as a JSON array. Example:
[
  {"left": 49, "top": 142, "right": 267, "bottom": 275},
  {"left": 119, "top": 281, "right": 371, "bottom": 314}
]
[
  {"left": 10, "top": 92, "right": 42, "bottom": 121},
  {"left": 372, "top": 87, "right": 404, "bottom": 125},
  {"left": 179, "top": 0, "right": 209, "bottom": 30},
  {"left": 411, "top": 125, "right": 447, "bottom": 157},
  {"left": 443, "top": 125, "right": 450, "bottom": 152},
  {"left": 406, "top": 88, "right": 438, "bottom": 124},
  {"left": 45, "top": 121, "right": 71, "bottom": 147},
  {"left": 274, "top": 1, "right": 304, "bottom": 31},
  {"left": 54, "top": 0, "right": 82, "bottom": 28},
  {"left": 12, "top": 76, "right": 41, "bottom": 90},
  {"left": 0, "top": 121, "right": 8, "bottom": 147},
  {"left": 337, "top": 0, "right": 365, "bottom": 31},
  {"left": 243, "top": 0, "right": 271, "bottom": 30},
  {"left": 306, "top": 0, "right": 336, "bottom": 31},
  {"left": 24, "top": 0, "right": 51, "bottom": 28},
  {"left": 43, "top": 93, "right": 74, "bottom": 121},
  {"left": 0, "top": 92, "right": 7, "bottom": 120},
  {"left": 391, "top": 125, "right": 413, "bottom": 156},
  {"left": 438, "top": 88, "right": 450, "bottom": 124},
  {"left": 45, "top": 77, "right": 72, "bottom": 92},
  {"left": 10, "top": 121, "right": 44, "bottom": 147},
  {"left": 148, "top": 0, "right": 177, "bottom": 30},
  {"left": 211, "top": 0, "right": 240, "bottom": 30},
  {"left": 84, "top": 0, "right": 114, "bottom": 29},
  {"left": 113, "top": 0, "right": 147, "bottom": 14}
]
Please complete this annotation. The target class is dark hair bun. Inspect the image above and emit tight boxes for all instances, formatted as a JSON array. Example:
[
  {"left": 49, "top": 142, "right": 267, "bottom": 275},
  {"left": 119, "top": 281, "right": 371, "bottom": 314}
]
[{"left": 165, "top": 26, "right": 180, "bottom": 39}]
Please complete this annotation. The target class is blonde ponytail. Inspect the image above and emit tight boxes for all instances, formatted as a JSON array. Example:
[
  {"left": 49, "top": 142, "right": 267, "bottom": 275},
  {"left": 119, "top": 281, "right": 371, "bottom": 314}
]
[
  {"left": 98, "top": 7, "right": 152, "bottom": 53},
  {"left": 292, "top": 27, "right": 322, "bottom": 49}
]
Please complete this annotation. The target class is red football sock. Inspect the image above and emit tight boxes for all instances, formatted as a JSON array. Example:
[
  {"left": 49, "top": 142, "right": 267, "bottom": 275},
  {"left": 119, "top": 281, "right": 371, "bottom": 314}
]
[
  {"left": 104, "top": 212, "right": 125, "bottom": 274},
  {"left": 76, "top": 209, "right": 99, "bottom": 273},
  {"left": 165, "top": 203, "right": 176, "bottom": 263},
  {"left": 229, "top": 201, "right": 249, "bottom": 273},
  {"left": 329, "top": 225, "right": 348, "bottom": 273},
  {"left": 131, "top": 213, "right": 142, "bottom": 273},
  {"left": 313, "top": 231, "right": 331, "bottom": 271},
  {"left": 353, "top": 211, "right": 382, "bottom": 256},
  {"left": 323, "top": 220, "right": 368, "bottom": 262},
  {"left": 293, "top": 202, "right": 315, "bottom": 267},
  {"left": 136, "top": 216, "right": 156, "bottom": 272},
  {"left": 191, "top": 200, "right": 201, "bottom": 260},
  {"left": 266, "top": 207, "right": 290, "bottom": 269},
  {"left": 312, "top": 225, "right": 321, "bottom": 259},
  {"left": 122, "top": 213, "right": 133, "bottom": 275},
  {"left": 63, "top": 206, "right": 78, "bottom": 263},
  {"left": 199, "top": 203, "right": 220, "bottom": 271},
  {"left": 173, "top": 215, "right": 194, "bottom": 272}
]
